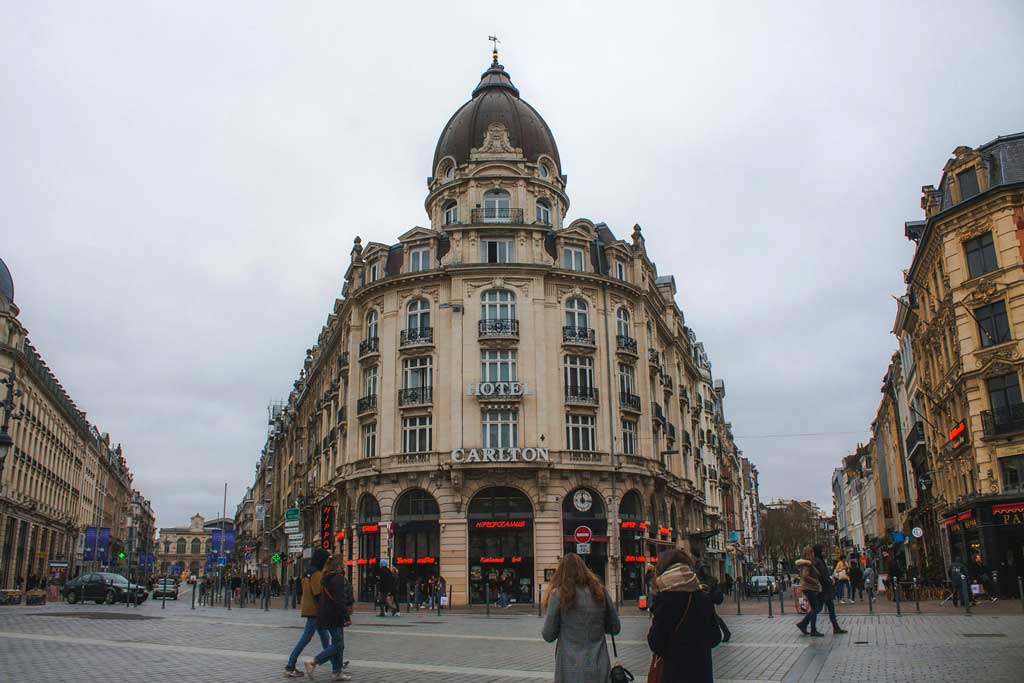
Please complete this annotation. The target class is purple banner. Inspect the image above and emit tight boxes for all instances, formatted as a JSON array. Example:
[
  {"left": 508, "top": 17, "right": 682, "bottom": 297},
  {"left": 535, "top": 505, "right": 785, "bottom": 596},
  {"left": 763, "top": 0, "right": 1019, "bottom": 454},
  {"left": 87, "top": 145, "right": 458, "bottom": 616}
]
[
  {"left": 211, "top": 529, "right": 222, "bottom": 553},
  {"left": 83, "top": 527, "right": 97, "bottom": 561},
  {"left": 224, "top": 530, "right": 235, "bottom": 552},
  {"left": 97, "top": 528, "right": 110, "bottom": 561}
]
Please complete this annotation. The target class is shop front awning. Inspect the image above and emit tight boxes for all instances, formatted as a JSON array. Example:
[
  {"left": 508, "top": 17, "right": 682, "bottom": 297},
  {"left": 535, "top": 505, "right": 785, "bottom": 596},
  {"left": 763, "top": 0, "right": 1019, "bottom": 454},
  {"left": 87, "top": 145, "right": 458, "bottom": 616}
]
[{"left": 687, "top": 529, "right": 721, "bottom": 541}]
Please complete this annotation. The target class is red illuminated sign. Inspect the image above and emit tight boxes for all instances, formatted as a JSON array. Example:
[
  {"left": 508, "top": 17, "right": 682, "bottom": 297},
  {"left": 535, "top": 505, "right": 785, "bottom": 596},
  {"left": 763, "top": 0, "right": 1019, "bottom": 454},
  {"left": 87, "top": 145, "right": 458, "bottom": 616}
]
[
  {"left": 620, "top": 521, "right": 637, "bottom": 529},
  {"left": 511, "top": 556, "right": 523, "bottom": 563},
  {"left": 335, "top": 531, "right": 345, "bottom": 540},
  {"left": 321, "top": 505, "right": 334, "bottom": 550},
  {"left": 474, "top": 520, "right": 527, "bottom": 529},
  {"left": 480, "top": 557, "right": 505, "bottom": 563},
  {"left": 658, "top": 527, "right": 671, "bottom": 536},
  {"left": 416, "top": 557, "right": 436, "bottom": 565},
  {"left": 949, "top": 421, "right": 966, "bottom": 440},
  {"left": 624, "top": 555, "right": 649, "bottom": 563},
  {"left": 361, "top": 524, "right": 380, "bottom": 533},
  {"left": 395, "top": 557, "right": 414, "bottom": 565}
]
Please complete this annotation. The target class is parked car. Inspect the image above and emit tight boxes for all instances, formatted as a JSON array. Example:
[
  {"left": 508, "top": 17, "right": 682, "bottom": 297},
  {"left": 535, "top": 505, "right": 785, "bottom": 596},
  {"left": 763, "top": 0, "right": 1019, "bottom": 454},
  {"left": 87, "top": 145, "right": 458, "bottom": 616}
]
[
  {"left": 62, "top": 572, "right": 148, "bottom": 605},
  {"left": 152, "top": 579, "right": 179, "bottom": 600},
  {"left": 749, "top": 575, "right": 776, "bottom": 595}
]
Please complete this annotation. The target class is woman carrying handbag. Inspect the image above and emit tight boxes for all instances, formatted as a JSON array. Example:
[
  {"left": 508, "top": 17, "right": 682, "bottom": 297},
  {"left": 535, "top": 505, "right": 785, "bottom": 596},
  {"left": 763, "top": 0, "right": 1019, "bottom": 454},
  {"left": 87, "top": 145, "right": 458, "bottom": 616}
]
[{"left": 646, "top": 549, "right": 721, "bottom": 683}]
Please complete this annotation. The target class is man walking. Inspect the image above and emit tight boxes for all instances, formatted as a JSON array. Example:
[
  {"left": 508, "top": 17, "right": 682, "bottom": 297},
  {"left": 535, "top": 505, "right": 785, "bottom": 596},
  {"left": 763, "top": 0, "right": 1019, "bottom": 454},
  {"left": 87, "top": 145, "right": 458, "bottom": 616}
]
[
  {"left": 813, "top": 544, "right": 847, "bottom": 635},
  {"left": 949, "top": 556, "right": 966, "bottom": 607},
  {"left": 863, "top": 564, "right": 876, "bottom": 601},
  {"left": 848, "top": 558, "right": 864, "bottom": 604},
  {"left": 284, "top": 549, "right": 330, "bottom": 677}
]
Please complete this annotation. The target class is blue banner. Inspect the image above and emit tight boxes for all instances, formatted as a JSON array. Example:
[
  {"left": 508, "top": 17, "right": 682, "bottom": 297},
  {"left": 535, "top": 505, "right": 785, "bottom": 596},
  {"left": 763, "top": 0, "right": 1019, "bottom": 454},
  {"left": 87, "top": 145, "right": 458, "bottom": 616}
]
[
  {"left": 97, "top": 528, "right": 110, "bottom": 561},
  {"left": 211, "top": 529, "right": 222, "bottom": 553},
  {"left": 224, "top": 530, "right": 235, "bottom": 552},
  {"left": 83, "top": 527, "right": 97, "bottom": 561}
]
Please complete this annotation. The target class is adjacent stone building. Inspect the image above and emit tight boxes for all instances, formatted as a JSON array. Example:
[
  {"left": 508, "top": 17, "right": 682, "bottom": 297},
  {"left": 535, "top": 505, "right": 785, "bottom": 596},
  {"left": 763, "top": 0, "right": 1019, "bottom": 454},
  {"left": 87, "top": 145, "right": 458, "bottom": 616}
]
[
  {"left": 238, "top": 52, "right": 762, "bottom": 605},
  {"left": 155, "top": 514, "right": 234, "bottom": 578}
]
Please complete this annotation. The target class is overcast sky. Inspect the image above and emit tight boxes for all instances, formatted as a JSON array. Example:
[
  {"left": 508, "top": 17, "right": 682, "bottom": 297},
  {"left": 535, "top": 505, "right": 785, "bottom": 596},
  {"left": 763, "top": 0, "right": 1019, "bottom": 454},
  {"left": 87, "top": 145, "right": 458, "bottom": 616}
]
[{"left": 4, "top": 1, "right": 1023, "bottom": 527}]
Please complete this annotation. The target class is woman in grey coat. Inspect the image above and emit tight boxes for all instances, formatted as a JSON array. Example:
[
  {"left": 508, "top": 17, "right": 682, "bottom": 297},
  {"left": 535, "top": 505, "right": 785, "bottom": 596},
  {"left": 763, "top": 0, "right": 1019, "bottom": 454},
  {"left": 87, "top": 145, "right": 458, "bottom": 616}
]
[{"left": 541, "top": 553, "right": 622, "bottom": 682}]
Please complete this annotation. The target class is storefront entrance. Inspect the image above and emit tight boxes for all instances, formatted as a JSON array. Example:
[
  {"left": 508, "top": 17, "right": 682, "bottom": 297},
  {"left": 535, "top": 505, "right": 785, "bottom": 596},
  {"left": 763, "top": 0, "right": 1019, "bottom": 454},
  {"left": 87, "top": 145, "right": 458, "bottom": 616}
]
[
  {"left": 356, "top": 494, "right": 381, "bottom": 603},
  {"left": 393, "top": 488, "right": 440, "bottom": 599},
  {"left": 468, "top": 486, "right": 534, "bottom": 605},
  {"left": 562, "top": 487, "right": 607, "bottom": 582},
  {"left": 619, "top": 491, "right": 646, "bottom": 600},
  {"left": 991, "top": 501, "right": 1024, "bottom": 598}
]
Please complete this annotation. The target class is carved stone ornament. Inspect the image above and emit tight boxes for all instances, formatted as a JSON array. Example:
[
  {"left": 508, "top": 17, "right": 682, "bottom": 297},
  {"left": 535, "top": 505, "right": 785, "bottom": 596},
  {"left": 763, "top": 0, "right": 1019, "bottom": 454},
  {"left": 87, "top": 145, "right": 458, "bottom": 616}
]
[
  {"left": 969, "top": 278, "right": 1000, "bottom": 303},
  {"left": 476, "top": 122, "right": 516, "bottom": 154},
  {"left": 957, "top": 220, "right": 992, "bottom": 242},
  {"left": 980, "top": 360, "right": 1018, "bottom": 379},
  {"left": 975, "top": 345, "right": 1019, "bottom": 370}
]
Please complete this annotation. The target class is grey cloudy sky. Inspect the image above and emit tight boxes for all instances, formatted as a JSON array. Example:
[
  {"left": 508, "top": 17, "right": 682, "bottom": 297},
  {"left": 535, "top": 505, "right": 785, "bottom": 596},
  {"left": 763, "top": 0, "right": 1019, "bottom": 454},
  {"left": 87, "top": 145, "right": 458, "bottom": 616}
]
[{"left": 4, "top": 1, "right": 1023, "bottom": 527}]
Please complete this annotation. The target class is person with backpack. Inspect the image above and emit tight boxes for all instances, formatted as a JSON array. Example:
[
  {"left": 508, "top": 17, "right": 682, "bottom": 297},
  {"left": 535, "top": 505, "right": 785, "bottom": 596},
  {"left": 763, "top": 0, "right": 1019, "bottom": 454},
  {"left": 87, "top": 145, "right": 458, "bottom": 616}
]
[
  {"left": 303, "top": 555, "right": 354, "bottom": 681},
  {"left": 284, "top": 549, "right": 330, "bottom": 677}
]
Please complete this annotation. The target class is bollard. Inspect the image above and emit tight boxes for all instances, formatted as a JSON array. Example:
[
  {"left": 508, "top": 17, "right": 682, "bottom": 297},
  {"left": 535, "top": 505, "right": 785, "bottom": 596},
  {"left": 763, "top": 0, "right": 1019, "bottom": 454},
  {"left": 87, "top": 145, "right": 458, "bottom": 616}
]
[
  {"left": 1018, "top": 576, "right": 1024, "bottom": 613},
  {"left": 226, "top": 583, "right": 231, "bottom": 611},
  {"left": 767, "top": 584, "right": 773, "bottom": 618},
  {"left": 868, "top": 586, "right": 873, "bottom": 614},
  {"left": 191, "top": 582, "right": 196, "bottom": 610},
  {"left": 485, "top": 581, "right": 491, "bottom": 617},
  {"left": 736, "top": 579, "right": 741, "bottom": 615},
  {"left": 537, "top": 584, "right": 542, "bottom": 618},
  {"left": 162, "top": 581, "right": 167, "bottom": 610},
  {"left": 779, "top": 583, "right": 785, "bottom": 614},
  {"left": 914, "top": 578, "right": 920, "bottom": 613},
  {"left": 895, "top": 580, "right": 901, "bottom": 616},
  {"left": 962, "top": 574, "right": 971, "bottom": 615},
  {"left": 264, "top": 581, "right": 269, "bottom": 612}
]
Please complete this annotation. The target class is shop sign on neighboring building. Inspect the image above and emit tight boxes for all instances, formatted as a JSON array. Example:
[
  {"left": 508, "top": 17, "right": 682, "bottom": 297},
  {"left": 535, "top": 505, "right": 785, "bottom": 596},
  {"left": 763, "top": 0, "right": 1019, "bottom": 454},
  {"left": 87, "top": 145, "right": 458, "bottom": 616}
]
[{"left": 450, "top": 447, "right": 549, "bottom": 463}]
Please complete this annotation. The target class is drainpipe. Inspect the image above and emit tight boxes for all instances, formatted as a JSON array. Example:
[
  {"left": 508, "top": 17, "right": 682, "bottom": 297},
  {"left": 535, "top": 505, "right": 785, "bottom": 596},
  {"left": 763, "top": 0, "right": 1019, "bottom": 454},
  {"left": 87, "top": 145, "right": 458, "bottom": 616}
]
[{"left": 596, "top": 239, "right": 621, "bottom": 606}]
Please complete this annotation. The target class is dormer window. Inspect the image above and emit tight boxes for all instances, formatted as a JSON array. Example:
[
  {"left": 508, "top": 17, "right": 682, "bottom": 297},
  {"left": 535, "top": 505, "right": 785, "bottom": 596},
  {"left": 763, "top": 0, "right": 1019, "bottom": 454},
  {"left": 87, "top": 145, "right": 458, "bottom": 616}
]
[
  {"left": 958, "top": 168, "right": 980, "bottom": 201},
  {"left": 369, "top": 262, "right": 380, "bottom": 282},
  {"left": 409, "top": 247, "right": 430, "bottom": 273},
  {"left": 539, "top": 163, "right": 549, "bottom": 178},
  {"left": 536, "top": 200, "right": 551, "bottom": 226},
  {"left": 483, "top": 189, "right": 511, "bottom": 223},
  {"left": 444, "top": 164, "right": 455, "bottom": 181},
  {"left": 563, "top": 247, "right": 585, "bottom": 272},
  {"left": 614, "top": 260, "right": 626, "bottom": 281},
  {"left": 443, "top": 201, "right": 458, "bottom": 226}
]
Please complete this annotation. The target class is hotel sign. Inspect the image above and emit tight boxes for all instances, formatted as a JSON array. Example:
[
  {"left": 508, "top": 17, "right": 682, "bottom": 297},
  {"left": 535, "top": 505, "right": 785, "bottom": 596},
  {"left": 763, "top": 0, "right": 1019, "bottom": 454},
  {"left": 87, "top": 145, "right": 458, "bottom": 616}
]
[
  {"left": 466, "top": 382, "right": 530, "bottom": 396},
  {"left": 450, "top": 447, "right": 550, "bottom": 463}
]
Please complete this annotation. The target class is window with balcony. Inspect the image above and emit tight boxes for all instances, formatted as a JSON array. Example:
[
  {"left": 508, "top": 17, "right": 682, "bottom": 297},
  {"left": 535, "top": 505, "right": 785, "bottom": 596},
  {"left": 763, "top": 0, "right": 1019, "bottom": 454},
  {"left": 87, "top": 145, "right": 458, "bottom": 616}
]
[
  {"left": 481, "top": 289, "right": 516, "bottom": 323},
  {"left": 366, "top": 310, "right": 379, "bottom": 340},
  {"left": 614, "top": 260, "right": 626, "bottom": 281},
  {"left": 403, "top": 298, "right": 432, "bottom": 345},
  {"left": 536, "top": 200, "right": 551, "bottom": 225},
  {"left": 361, "top": 422, "right": 377, "bottom": 458},
  {"left": 443, "top": 201, "right": 458, "bottom": 226},
  {"left": 401, "top": 357, "right": 433, "bottom": 404},
  {"left": 564, "top": 355, "right": 595, "bottom": 402},
  {"left": 986, "top": 372, "right": 1023, "bottom": 435},
  {"left": 622, "top": 420, "right": 637, "bottom": 455},
  {"left": 958, "top": 168, "right": 980, "bottom": 201},
  {"left": 482, "top": 189, "right": 511, "bottom": 222},
  {"left": 482, "top": 350, "right": 517, "bottom": 382},
  {"left": 482, "top": 239, "right": 515, "bottom": 264},
  {"left": 964, "top": 233, "right": 997, "bottom": 279},
  {"left": 566, "top": 414, "right": 596, "bottom": 451},
  {"left": 563, "top": 247, "right": 585, "bottom": 272},
  {"left": 402, "top": 416, "right": 432, "bottom": 453},
  {"left": 1001, "top": 454, "right": 1024, "bottom": 491},
  {"left": 362, "top": 365, "right": 378, "bottom": 398},
  {"left": 409, "top": 247, "right": 431, "bottom": 273},
  {"left": 976, "top": 300, "right": 1011, "bottom": 348},
  {"left": 482, "top": 411, "right": 518, "bottom": 449}
]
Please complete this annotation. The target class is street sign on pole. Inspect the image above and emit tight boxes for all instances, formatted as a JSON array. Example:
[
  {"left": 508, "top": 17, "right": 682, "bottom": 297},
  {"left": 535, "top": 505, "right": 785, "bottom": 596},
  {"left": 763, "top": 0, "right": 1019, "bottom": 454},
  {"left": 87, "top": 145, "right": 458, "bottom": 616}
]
[
  {"left": 574, "top": 526, "right": 592, "bottom": 544},
  {"left": 576, "top": 542, "right": 591, "bottom": 555},
  {"left": 911, "top": 527, "right": 924, "bottom": 539},
  {"left": 285, "top": 508, "right": 300, "bottom": 522}
]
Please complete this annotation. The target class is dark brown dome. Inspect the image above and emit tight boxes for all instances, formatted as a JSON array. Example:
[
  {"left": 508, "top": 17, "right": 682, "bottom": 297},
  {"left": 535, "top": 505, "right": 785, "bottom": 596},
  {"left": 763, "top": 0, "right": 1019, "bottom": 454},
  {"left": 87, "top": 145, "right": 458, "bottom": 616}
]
[{"left": 432, "top": 60, "right": 560, "bottom": 176}]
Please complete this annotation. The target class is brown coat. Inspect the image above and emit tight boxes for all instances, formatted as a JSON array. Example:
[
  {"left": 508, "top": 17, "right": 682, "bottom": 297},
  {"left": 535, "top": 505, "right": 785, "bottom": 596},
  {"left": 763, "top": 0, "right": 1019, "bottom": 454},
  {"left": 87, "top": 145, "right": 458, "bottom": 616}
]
[
  {"left": 299, "top": 570, "right": 323, "bottom": 618},
  {"left": 797, "top": 559, "right": 821, "bottom": 593}
]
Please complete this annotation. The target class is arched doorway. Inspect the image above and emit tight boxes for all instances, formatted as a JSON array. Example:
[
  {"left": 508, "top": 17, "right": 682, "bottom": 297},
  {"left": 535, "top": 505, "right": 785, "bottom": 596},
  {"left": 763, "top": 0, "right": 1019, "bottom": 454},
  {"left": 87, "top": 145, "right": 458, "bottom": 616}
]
[
  {"left": 356, "top": 494, "right": 382, "bottom": 602},
  {"left": 562, "top": 488, "right": 607, "bottom": 582},
  {"left": 619, "top": 491, "right": 646, "bottom": 600},
  {"left": 393, "top": 488, "right": 440, "bottom": 601},
  {"left": 468, "top": 486, "right": 534, "bottom": 605}
]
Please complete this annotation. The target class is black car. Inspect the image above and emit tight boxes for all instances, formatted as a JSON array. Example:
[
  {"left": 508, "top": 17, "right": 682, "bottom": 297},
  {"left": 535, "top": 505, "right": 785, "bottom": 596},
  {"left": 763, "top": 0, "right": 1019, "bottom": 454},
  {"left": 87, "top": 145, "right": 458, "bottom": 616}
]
[
  {"left": 152, "top": 579, "right": 178, "bottom": 600},
  {"left": 62, "top": 572, "right": 148, "bottom": 605}
]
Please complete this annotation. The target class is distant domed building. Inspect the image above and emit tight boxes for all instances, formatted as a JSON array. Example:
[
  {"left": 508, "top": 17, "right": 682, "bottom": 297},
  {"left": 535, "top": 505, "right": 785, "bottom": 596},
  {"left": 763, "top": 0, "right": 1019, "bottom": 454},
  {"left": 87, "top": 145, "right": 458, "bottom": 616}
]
[{"left": 239, "top": 50, "right": 759, "bottom": 606}]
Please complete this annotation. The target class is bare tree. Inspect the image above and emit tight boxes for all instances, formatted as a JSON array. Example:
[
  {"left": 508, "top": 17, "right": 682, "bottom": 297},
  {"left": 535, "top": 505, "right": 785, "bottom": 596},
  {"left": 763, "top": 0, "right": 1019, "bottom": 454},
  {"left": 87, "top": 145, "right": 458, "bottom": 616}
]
[{"left": 761, "top": 502, "right": 818, "bottom": 572}]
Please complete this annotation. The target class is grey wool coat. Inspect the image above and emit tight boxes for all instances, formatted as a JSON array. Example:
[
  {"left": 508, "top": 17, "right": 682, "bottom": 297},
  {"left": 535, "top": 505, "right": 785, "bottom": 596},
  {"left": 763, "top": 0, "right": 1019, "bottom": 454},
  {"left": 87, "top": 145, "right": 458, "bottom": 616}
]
[{"left": 542, "top": 587, "right": 621, "bottom": 683}]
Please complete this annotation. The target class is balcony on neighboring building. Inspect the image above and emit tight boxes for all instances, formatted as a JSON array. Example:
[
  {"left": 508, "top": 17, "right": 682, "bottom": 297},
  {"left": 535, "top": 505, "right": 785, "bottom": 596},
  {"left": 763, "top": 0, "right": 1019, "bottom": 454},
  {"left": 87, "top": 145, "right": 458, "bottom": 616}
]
[
  {"left": 905, "top": 421, "right": 925, "bottom": 454},
  {"left": 648, "top": 349, "right": 661, "bottom": 367},
  {"left": 470, "top": 207, "right": 525, "bottom": 224},
  {"left": 620, "top": 393, "right": 641, "bottom": 413},
  {"left": 356, "top": 394, "right": 377, "bottom": 416},
  {"left": 336, "top": 407, "right": 346, "bottom": 424},
  {"left": 565, "top": 385, "right": 598, "bottom": 405},
  {"left": 358, "top": 337, "right": 379, "bottom": 358},
  {"left": 616, "top": 335, "right": 638, "bottom": 356},
  {"left": 400, "top": 327, "right": 433, "bottom": 348},
  {"left": 982, "top": 403, "right": 1024, "bottom": 438},
  {"left": 478, "top": 318, "right": 519, "bottom": 340},
  {"left": 654, "top": 402, "right": 666, "bottom": 426},
  {"left": 562, "top": 326, "right": 596, "bottom": 347},
  {"left": 398, "top": 386, "right": 433, "bottom": 406},
  {"left": 337, "top": 352, "right": 349, "bottom": 368}
]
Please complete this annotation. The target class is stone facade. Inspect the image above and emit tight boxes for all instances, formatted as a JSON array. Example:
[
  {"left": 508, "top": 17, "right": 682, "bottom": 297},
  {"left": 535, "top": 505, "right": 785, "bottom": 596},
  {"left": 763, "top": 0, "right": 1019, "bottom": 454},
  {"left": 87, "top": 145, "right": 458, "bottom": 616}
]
[
  {"left": 237, "top": 54, "right": 761, "bottom": 605},
  {"left": 156, "top": 514, "right": 234, "bottom": 578}
]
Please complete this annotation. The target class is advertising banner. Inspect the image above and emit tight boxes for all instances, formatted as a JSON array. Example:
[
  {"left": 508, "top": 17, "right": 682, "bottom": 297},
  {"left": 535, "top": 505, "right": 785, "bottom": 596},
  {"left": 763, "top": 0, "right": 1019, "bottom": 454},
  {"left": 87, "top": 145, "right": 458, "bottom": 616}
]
[
  {"left": 83, "top": 527, "right": 97, "bottom": 561},
  {"left": 96, "top": 528, "right": 110, "bottom": 562}
]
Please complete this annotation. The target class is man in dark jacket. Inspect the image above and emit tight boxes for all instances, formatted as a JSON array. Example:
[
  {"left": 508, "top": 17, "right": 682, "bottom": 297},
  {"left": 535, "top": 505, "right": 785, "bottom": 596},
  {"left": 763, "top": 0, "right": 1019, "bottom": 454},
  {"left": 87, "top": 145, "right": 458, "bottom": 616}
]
[
  {"left": 848, "top": 559, "right": 864, "bottom": 603},
  {"left": 812, "top": 544, "right": 846, "bottom": 634},
  {"left": 949, "top": 556, "right": 966, "bottom": 607}
]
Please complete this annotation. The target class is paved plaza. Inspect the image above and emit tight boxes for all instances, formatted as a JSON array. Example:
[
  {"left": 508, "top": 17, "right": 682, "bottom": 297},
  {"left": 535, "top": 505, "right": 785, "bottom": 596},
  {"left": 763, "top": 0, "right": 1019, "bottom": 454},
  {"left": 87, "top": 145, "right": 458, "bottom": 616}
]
[{"left": 2, "top": 596, "right": 1022, "bottom": 682}]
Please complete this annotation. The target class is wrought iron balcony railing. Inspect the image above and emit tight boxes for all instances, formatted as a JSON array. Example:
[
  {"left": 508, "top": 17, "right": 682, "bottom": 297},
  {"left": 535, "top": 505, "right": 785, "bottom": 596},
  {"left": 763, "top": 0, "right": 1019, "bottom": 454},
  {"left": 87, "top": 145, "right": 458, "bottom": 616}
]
[
  {"left": 616, "top": 335, "right": 638, "bottom": 354},
  {"left": 565, "top": 385, "right": 598, "bottom": 405},
  {"left": 337, "top": 352, "right": 349, "bottom": 367},
  {"left": 905, "top": 421, "right": 925, "bottom": 454},
  {"left": 982, "top": 403, "right": 1024, "bottom": 437},
  {"left": 398, "top": 386, "right": 433, "bottom": 406},
  {"left": 356, "top": 394, "right": 377, "bottom": 415},
  {"left": 470, "top": 207, "right": 525, "bottom": 224},
  {"left": 620, "top": 393, "right": 642, "bottom": 412},
  {"left": 358, "top": 337, "right": 379, "bottom": 356},
  {"left": 562, "top": 326, "right": 596, "bottom": 346},
  {"left": 478, "top": 318, "right": 519, "bottom": 338},
  {"left": 400, "top": 327, "right": 433, "bottom": 347}
]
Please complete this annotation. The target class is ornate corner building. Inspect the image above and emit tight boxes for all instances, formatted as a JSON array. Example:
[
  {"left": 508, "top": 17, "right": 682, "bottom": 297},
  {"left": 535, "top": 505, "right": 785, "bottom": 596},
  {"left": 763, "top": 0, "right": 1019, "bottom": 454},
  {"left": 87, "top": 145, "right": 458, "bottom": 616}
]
[
  {"left": 0, "top": 258, "right": 152, "bottom": 588},
  {"left": 237, "top": 54, "right": 762, "bottom": 606},
  {"left": 838, "top": 133, "right": 1024, "bottom": 596}
]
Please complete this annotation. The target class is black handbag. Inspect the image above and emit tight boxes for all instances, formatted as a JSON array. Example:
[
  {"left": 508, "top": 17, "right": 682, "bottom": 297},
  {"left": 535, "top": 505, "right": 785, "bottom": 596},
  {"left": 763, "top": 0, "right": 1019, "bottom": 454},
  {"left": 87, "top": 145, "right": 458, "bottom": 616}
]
[{"left": 609, "top": 633, "right": 634, "bottom": 683}]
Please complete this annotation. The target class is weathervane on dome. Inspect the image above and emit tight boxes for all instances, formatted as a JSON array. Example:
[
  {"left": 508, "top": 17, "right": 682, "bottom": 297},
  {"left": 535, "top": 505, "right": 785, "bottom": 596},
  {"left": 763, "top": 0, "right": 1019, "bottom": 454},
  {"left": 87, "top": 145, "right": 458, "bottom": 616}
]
[{"left": 488, "top": 35, "right": 500, "bottom": 64}]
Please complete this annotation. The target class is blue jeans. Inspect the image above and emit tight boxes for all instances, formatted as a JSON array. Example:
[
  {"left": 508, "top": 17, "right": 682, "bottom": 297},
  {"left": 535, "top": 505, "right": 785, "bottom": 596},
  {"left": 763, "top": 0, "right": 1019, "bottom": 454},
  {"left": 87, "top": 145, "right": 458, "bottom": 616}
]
[
  {"left": 499, "top": 590, "right": 508, "bottom": 608},
  {"left": 313, "top": 627, "right": 344, "bottom": 673},
  {"left": 797, "top": 591, "right": 820, "bottom": 632},
  {"left": 287, "top": 617, "right": 329, "bottom": 670}
]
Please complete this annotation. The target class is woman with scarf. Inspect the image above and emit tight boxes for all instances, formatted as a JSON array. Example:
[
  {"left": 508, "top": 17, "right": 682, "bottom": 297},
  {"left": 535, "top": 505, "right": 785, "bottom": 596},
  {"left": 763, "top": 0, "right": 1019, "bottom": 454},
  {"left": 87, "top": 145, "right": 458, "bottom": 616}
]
[
  {"left": 541, "top": 553, "right": 621, "bottom": 683},
  {"left": 795, "top": 546, "right": 823, "bottom": 636},
  {"left": 646, "top": 549, "right": 721, "bottom": 683}
]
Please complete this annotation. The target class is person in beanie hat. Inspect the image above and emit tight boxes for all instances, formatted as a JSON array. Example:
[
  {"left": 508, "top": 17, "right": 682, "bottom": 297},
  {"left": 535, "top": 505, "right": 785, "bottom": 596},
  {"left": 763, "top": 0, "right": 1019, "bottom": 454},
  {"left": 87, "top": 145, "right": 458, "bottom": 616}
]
[{"left": 285, "top": 549, "right": 331, "bottom": 676}]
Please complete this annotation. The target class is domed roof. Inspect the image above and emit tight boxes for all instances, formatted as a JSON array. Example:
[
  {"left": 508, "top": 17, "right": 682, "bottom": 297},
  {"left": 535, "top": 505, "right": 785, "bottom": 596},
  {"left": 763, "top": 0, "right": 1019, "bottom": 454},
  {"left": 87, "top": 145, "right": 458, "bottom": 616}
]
[
  {"left": 433, "top": 58, "right": 561, "bottom": 175},
  {"left": 0, "top": 257, "right": 13, "bottom": 304}
]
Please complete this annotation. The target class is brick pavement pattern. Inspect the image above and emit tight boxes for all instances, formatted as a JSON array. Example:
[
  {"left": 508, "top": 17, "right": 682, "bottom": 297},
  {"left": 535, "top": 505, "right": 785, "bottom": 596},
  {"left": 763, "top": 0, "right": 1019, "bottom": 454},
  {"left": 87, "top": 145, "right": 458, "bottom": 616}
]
[{"left": 1, "top": 598, "right": 1022, "bottom": 682}]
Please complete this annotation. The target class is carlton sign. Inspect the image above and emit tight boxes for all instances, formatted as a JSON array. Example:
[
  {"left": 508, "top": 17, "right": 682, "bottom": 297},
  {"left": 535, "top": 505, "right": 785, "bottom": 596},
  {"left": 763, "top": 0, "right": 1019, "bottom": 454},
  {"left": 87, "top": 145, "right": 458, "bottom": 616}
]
[{"left": 450, "top": 447, "right": 550, "bottom": 463}]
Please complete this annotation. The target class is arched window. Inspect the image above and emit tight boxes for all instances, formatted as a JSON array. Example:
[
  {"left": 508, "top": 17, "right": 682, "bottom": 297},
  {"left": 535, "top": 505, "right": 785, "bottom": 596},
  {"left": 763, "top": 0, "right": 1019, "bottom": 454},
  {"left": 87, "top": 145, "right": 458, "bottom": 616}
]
[
  {"left": 483, "top": 189, "right": 511, "bottom": 222},
  {"left": 176, "top": 538, "right": 186, "bottom": 554},
  {"left": 565, "top": 297, "right": 589, "bottom": 329},
  {"left": 366, "top": 310, "right": 379, "bottom": 339},
  {"left": 443, "top": 200, "right": 458, "bottom": 225},
  {"left": 539, "top": 163, "right": 550, "bottom": 179},
  {"left": 535, "top": 200, "right": 551, "bottom": 225},
  {"left": 481, "top": 290, "right": 516, "bottom": 321},
  {"left": 468, "top": 486, "right": 533, "bottom": 519},
  {"left": 616, "top": 308, "right": 631, "bottom": 337},
  {"left": 190, "top": 538, "right": 201, "bottom": 555},
  {"left": 394, "top": 488, "right": 440, "bottom": 520},
  {"left": 163, "top": 541, "right": 170, "bottom": 554},
  {"left": 358, "top": 494, "right": 381, "bottom": 523},
  {"left": 407, "top": 299, "right": 430, "bottom": 331}
]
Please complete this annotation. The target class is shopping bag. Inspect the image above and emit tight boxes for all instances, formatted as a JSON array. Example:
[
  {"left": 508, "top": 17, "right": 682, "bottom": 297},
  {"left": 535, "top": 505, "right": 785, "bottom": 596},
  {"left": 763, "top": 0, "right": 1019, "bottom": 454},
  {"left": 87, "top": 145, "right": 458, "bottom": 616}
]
[{"left": 440, "top": 595, "right": 449, "bottom": 607}]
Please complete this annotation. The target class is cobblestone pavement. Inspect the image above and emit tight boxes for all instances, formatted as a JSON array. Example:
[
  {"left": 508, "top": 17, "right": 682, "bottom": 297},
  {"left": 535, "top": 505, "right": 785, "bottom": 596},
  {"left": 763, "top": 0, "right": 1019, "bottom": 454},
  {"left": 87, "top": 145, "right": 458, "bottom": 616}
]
[{"left": 1, "top": 597, "right": 1022, "bottom": 682}]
